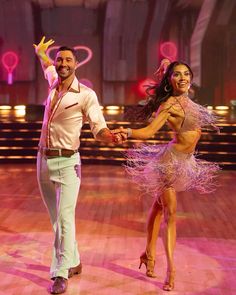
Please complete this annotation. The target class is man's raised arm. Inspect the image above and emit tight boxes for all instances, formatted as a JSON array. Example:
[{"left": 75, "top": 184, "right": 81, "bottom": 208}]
[{"left": 33, "top": 36, "right": 54, "bottom": 70}]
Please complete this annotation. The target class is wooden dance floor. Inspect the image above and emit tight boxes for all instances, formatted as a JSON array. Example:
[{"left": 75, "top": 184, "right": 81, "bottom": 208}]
[{"left": 0, "top": 164, "right": 236, "bottom": 295}]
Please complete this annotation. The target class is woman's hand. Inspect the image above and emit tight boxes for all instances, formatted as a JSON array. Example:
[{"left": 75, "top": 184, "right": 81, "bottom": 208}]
[
  {"left": 154, "top": 58, "right": 171, "bottom": 81},
  {"left": 111, "top": 127, "right": 128, "bottom": 142}
]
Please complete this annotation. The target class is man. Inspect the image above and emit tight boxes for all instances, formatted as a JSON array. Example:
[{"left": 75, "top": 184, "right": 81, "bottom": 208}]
[{"left": 34, "top": 37, "right": 123, "bottom": 294}]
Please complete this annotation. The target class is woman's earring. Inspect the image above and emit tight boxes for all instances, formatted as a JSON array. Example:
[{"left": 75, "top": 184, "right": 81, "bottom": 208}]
[{"left": 164, "top": 85, "right": 172, "bottom": 92}]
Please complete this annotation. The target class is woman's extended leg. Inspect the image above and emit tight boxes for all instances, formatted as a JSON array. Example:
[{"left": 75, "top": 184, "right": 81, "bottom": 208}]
[
  {"left": 146, "top": 199, "right": 163, "bottom": 258},
  {"left": 139, "top": 199, "right": 163, "bottom": 277},
  {"left": 161, "top": 187, "right": 177, "bottom": 290}
]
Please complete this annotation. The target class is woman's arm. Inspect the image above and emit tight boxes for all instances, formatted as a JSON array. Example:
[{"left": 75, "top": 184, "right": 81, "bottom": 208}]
[
  {"left": 113, "top": 103, "right": 172, "bottom": 140},
  {"left": 131, "top": 105, "right": 171, "bottom": 139}
]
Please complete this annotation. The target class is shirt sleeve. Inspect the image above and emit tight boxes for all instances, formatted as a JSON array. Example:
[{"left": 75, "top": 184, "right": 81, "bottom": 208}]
[
  {"left": 83, "top": 90, "right": 107, "bottom": 137},
  {"left": 44, "top": 65, "right": 58, "bottom": 87}
]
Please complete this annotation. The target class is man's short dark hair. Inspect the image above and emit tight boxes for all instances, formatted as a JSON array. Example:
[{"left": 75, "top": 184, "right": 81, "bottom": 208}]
[{"left": 56, "top": 46, "right": 78, "bottom": 61}]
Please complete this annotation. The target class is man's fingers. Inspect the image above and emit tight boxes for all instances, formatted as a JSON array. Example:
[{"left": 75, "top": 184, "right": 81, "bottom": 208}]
[
  {"left": 36, "top": 37, "right": 54, "bottom": 48},
  {"left": 111, "top": 130, "right": 128, "bottom": 144},
  {"left": 119, "top": 133, "right": 127, "bottom": 141},
  {"left": 116, "top": 132, "right": 128, "bottom": 142},
  {"left": 111, "top": 128, "right": 122, "bottom": 134},
  {"left": 112, "top": 133, "right": 121, "bottom": 143},
  {"left": 45, "top": 39, "right": 55, "bottom": 46}
]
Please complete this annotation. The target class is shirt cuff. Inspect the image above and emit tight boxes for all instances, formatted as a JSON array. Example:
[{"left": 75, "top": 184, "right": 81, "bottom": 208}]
[
  {"left": 44, "top": 65, "right": 58, "bottom": 87},
  {"left": 92, "top": 123, "right": 108, "bottom": 138},
  {"left": 44, "top": 65, "right": 55, "bottom": 76}
]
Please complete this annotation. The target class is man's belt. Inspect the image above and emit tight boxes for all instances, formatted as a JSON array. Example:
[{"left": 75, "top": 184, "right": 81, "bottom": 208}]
[{"left": 38, "top": 147, "right": 78, "bottom": 158}]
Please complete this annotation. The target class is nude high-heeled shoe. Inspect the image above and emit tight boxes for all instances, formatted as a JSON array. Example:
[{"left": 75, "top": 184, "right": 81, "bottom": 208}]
[
  {"left": 139, "top": 252, "right": 156, "bottom": 278},
  {"left": 163, "top": 270, "right": 175, "bottom": 291}
]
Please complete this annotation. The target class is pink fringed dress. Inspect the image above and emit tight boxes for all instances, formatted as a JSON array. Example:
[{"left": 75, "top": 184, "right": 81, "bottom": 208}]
[{"left": 125, "top": 95, "right": 220, "bottom": 198}]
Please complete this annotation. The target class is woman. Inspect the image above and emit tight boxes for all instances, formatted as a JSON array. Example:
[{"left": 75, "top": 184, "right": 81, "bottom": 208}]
[{"left": 114, "top": 60, "right": 219, "bottom": 291}]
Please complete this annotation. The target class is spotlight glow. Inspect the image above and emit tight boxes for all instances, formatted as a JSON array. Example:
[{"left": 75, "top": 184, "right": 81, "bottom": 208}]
[
  {"left": 215, "top": 106, "right": 229, "bottom": 110},
  {"left": 14, "top": 105, "right": 26, "bottom": 110},
  {"left": 0, "top": 105, "right": 12, "bottom": 110},
  {"left": 106, "top": 106, "right": 120, "bottom": 110}
]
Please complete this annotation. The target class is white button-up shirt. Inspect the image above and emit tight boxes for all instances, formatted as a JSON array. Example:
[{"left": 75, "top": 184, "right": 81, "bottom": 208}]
[{"left": 39, "top": 65, "right": 107, "bottom": 150}]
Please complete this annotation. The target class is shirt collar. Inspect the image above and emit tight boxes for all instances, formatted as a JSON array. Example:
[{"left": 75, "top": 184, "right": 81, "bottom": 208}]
[
  {"left": 69, "top": 76, "right": 80, "bottom": 93},
  {"left": 51, "top": 76, "right": 80, "bottom": 93}
]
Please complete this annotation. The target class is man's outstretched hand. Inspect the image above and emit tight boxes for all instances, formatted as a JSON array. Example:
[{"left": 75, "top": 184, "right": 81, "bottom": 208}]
[
  {"left": 33, "top": 36, "right": 54, "bottom": 69},
  {"left": 33, "top": 36, "right": 54, "bottom": 56}
]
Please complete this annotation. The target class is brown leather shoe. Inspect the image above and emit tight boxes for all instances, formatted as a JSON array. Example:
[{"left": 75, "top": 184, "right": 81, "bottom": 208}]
[
  {"left": 50, "top": 277, "right": 68, "bottom": 294},
  {"left": 68, "top": 263, "right": 82, "bottom": 278}
]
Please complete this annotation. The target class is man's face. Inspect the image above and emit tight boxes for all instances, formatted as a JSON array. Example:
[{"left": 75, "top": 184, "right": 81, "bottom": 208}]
[{"left": 54, "top": 50, "right": 78, "bottom": 80}]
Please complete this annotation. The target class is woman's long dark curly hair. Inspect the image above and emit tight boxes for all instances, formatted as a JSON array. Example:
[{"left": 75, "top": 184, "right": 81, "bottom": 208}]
[{"left": 125, "top": 61, "right": 193, "bottom": 121}]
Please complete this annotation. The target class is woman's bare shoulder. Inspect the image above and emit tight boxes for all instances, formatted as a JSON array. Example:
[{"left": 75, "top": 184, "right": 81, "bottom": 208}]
[{"left": 159, "top": 97, "right": 175, "bottom": 110}]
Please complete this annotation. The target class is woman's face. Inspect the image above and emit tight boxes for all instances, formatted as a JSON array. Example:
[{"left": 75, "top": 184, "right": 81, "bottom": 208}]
[{"left": 169, "top": 64, "right": 192, "bottom": 95}]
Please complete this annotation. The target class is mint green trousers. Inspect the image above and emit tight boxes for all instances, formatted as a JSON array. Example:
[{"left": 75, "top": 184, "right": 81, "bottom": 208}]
[{"left": 37, "top": 152, "right": 81, "bottom": 279}]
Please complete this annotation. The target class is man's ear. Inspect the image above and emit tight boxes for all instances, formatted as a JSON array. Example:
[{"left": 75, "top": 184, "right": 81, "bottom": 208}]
[{"left": 75, "top": 61, "right": 79, "bottom": 69}]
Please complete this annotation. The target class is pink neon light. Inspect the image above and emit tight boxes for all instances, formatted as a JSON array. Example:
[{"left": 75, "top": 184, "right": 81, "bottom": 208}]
[
  {"left": 74, "top": 46, "right": 93, "bottom": 68},
  {"left": 1, "top": 51, "right": 19, "bottom": 85},
  {"left": 160, "top": 42, "right": 177, "bottom": 60},
  {"left": 79, "top": 78, "right": 93, "bottom": 89},
  {"left": 137, "top": 78, "right": 155, "bottom": 97},
  {"left": 47, "top": 45, "right": 93, "bottom": 68}
]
